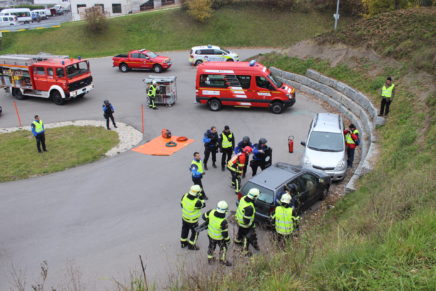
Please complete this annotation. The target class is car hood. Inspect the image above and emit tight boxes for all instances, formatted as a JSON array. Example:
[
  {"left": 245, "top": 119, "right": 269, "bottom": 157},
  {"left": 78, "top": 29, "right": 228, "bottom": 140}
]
[
  {"left": 153, "top": 55, "right": 171, "bottom": 63},
  {"left": 304, "top": 147, "right": 345, "bottom": 168}
]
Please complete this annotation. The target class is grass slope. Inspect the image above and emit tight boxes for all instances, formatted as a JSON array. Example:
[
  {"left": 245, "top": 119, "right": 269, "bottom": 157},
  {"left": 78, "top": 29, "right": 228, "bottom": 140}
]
[
  {"left": 317, "top": 7, "right": 436, "bottom": 74},
  {"left": 0, "top": 5, "right": 342, "bottom": 57},
  {"left": 173, "top": 8, "right": 436, "bottom": 291},
  {"left": 0, "top": 126, "right": 118, "bottom": 182}
]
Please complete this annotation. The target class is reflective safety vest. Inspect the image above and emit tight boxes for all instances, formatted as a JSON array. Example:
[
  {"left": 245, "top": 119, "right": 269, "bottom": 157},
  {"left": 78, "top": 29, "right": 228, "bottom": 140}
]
[
  {"left": 181, "top": 193, "right": 201, "bottom": 223},
  {"left": 191, "top": 160, "right": 204, "bottom": 174},
  {"left": 221, "top": 133, "right": 233, "bottom": 149},
  {"left": 227, "top": 154, "right": 245, "bottom": 172},
  {"left": 381, "top": 84, "right": 395, "bottom": 98},
  {"left": 274, "top": 206, "right": 296, "bottom": 235},
  {"left": 32, "top": 120, "right": 44, "bottom": 133},
  {"left": 345, "top": 129, "right": 359, "bottom": 145},
  {"left": 208, "top": 210, "right": 225, "bottom": 240},
  {"left": 148, "top": 84, "right": 157, "bottom": 97},
  {"left": 236, "top": 197, "right": 255, "bottom": 228}
]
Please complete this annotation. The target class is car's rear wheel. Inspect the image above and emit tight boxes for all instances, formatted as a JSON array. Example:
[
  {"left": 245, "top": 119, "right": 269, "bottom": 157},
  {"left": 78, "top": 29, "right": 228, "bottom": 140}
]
[
  {"left": 271, "top": 101, "right": 284, "bottom": 114},
  {"left": 51, "top": 90, "right": 65, "bottom": 105},
  {"left": 119, "top": 63, "right": 129, "bottom": 72},
  {"left": 208, "top": 99, "right": 222, "bottom": 111},
  {"left": 226, "top": 58, "right": 234, "bottom": 62},
  {"left": 153, "top": 64, "right": 163, "bottom": 73},
  {"left": 195, "top": 60, "right": 203, "bottom": 66}
]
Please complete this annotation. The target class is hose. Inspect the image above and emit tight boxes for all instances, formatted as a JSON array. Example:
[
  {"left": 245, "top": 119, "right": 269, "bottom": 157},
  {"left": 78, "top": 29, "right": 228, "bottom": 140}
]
[{"left": 165, "top": 141, "right": 177, "bottom": 147}]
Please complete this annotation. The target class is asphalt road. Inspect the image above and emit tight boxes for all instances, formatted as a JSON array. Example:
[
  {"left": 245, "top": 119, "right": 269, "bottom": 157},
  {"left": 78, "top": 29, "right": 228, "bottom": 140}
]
[
  {"left": 0, "top": 49, "right": 326, "bottom": 290},
  {"left": 0, "top": 13, "right": 72, "bottom": 32}
]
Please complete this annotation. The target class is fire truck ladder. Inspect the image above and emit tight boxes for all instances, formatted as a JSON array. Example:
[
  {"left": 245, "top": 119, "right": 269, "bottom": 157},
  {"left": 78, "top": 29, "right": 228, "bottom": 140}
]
[{"left": 0, "top": 53, "right": 69, "bottom": 67}]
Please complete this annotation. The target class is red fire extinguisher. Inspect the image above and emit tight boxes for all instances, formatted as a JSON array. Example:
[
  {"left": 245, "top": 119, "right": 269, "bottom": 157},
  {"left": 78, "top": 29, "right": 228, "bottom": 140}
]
[{"left": 288, "top": 136, "right": 294, "bottom": 153}]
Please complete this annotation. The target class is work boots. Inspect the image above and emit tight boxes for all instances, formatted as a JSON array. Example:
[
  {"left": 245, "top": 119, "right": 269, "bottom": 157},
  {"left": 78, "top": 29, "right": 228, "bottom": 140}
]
[
  {"left": 220, "top": 260, "right": 232, "bottom": 267},
  {"left": 212, "top": 162, "right": 217, "bottom": 168},
  {"left": 188, "top": 244, "right": 200, "bottom": 251},
  {"left": 204, "top": 164, "right": 208, "bottom": 170}
]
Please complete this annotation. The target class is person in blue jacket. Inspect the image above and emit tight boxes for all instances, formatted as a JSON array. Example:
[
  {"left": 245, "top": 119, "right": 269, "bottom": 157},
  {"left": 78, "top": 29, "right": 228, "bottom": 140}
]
[
  {"left": 202, "top": 126, "right": 219, "bottom": 170},
  {"left": 31, "top": 114, "right": 47, "bottom": 153},
  {"left": 102, "top": 100, "right": 117, "bottom": 130},
  {"left": 190, "top": 152, "right": 208, "bottom": 200},
  {"left": 234, "top": 136, "right": 253, "bottom": 178},
  {"left": 250, "top": 138, "right": 271, "bottom": 176}
]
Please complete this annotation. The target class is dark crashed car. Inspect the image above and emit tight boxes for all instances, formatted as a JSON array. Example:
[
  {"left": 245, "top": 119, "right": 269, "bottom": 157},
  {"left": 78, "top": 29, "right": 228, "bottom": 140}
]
[{"left": 238, "top": 162, "right": 331, "bottom": 222}]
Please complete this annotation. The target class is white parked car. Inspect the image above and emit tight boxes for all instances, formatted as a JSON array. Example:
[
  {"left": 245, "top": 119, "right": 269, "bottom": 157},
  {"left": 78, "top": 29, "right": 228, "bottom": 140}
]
[
  {"left": 301, "top": 113, "right": 347, "bottom": 181},
  {"left": 189, "top": 45, "right": 239, "bottom": 66}
]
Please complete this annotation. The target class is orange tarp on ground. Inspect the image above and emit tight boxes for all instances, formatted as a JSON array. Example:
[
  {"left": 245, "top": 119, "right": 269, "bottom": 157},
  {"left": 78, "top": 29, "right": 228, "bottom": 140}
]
[{"left": 132, "top": 136, "right": 195, "bottom": 156}]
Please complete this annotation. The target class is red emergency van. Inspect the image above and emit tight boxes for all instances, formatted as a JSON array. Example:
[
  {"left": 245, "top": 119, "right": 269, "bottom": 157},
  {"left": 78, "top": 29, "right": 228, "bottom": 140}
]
[{"left": 195, "top": 61, "right": 295, "bottom": 114}]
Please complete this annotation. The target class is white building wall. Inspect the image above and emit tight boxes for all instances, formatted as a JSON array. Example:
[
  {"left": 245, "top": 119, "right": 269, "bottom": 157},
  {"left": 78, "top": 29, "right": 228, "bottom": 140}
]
[{"left": 71, "top": 0, "right": 137, "bottom": 20}]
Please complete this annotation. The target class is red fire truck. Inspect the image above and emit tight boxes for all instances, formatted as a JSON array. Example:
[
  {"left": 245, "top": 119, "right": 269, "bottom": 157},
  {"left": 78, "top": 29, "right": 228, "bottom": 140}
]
[{"left": 0, "top": 53, "right": 94, "bottom": 105}]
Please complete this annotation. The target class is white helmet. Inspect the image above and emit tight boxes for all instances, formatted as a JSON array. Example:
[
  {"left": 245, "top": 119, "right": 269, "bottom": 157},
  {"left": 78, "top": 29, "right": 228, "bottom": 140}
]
[
  {"left": 216, "top": 201, "right": 229, "bottom": 214},
  {"left": 247, "top": 188, "right": 260, "bottom": 199},
  {"left": 280, "top": 193, "right": 292, "bottom": 204},
  {"left": 189, "top": 185, "right": 202, "bottom": 196},
  {"left": 152, "top": 80, "right": 157, "bottom": 85}
]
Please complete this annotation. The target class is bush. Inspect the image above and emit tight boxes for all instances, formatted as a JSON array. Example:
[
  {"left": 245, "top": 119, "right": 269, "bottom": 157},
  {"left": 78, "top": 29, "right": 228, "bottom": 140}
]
[
  {"left": 313, "top": 0, "right": 365, "bottom": 16},
  {"left": 84, "top": 6, "right": 108, "bottom": 34},
  {"left": 211, "top": 0, "right": 234, "bottom": 9},
  {"left": 186, "top": 0, "right": 213, "bottom": 22}
]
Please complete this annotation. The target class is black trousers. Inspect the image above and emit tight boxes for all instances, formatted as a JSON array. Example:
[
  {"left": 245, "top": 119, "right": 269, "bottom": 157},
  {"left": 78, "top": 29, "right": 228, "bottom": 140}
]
[
  {"left": 250, "top": 160, "right": 265, "bottom": 176},
  {"left": 228, "top": 167, "right": 241, "bottom": 193},
  {"left": 180, "top": 219, "right": 198, "bottom": 246},
  {"left": 208, "top": 236, "right": 228, "bottom": 261},
  {"left": 204, "top": 148, "right": 217, "bottom": 165},
  {"left": 346, "top": 147, "right": 355, "bottom": 167},
  {"left": 380, "top": 98, "right": 392, "bottom": 116},
  {"left": 221, "top": 147, "right": 233, "bottom": 168},
  {"left": 35, "top": 133, "right": 46, "bottom": 152},
  {"left": 105, "top": 113, "right": 116, "bottom": 129},
  {"left": 236, "top": 226, "right": 258, "bottom": 252},
  {"left": 192, "top": 176, "right": 206, "bottom": 197},
  {"left": 148, "top": 96, "right": 156, "bottom": 108}
]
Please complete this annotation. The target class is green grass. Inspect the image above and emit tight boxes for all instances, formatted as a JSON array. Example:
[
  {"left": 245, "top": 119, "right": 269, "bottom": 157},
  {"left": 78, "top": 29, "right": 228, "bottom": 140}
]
[
  {"left": 0, "top": 126, "right": 118, "bottom": 182},
  {"left": 0, "top": 5, "right": 346, "bottom": 57}
]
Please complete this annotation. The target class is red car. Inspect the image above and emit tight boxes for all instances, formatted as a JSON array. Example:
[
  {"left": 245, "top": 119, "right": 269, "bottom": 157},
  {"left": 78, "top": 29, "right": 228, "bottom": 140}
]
[{"left": 112, "top": 49, "right": 172, "bottom": 73}]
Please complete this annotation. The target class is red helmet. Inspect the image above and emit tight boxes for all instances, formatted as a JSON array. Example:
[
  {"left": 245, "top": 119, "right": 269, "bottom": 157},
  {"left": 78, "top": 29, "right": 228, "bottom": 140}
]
[{"left": 243, "top": 146, "right": 252, "bottom": 154}]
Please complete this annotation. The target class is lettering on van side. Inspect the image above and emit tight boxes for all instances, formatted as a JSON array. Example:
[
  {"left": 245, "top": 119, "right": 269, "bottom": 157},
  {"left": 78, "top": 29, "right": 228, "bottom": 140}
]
[
  {"left": 202, "top": 90, "right": 220, "bottom": 96},
  {"left": 257, "top": 92, "right": 271, "bottom": 96}
]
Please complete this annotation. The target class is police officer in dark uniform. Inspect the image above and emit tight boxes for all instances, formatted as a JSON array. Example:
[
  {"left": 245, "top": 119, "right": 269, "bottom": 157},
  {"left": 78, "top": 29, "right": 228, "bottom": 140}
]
[
  {"left": 203, "top": 126, "right": 219, "bottom": 170},
  {"left": 250, "top": 138, "right": 272, "bottom": 176}
]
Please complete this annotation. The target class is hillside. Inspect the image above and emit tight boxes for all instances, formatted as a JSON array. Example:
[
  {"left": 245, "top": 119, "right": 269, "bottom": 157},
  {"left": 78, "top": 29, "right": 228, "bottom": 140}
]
[
  {"left": 174, "top": 8, "right": 436, "bottom": 290},
  {"left": 0, "top": 5, "right": 346, "bottom": 57},
  {"left": 317, "top": 7, "right": 436, "bottom": 75}
]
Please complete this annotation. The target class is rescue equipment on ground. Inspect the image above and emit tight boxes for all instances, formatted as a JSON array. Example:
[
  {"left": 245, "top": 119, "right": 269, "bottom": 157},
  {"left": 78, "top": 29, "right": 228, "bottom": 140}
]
[
  {"left": 165, "top": 141, "right": 177, "bottom": 147},
  {"left": 161, "top": 128, "right": 171, "bottom": 139},
  {"left": 176, "top": 136, "right": 188, "bottom": 142},
  {"left": 144, "top": 75, "right": 177, "bottom": 106}
]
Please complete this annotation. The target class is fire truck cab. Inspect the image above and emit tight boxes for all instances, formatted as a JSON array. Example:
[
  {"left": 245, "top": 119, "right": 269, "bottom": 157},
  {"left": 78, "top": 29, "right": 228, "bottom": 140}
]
[
  {"left": 195, "top": 61, "right": 295, "bottom": 114},
  {"left": 0, "top": 53, "right": 94, "bottom": 105}
]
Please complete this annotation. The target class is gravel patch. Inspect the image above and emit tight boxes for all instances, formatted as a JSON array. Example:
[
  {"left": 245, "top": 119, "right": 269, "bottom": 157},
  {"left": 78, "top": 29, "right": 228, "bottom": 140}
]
[{"left": 0, "top": 120, "right": 143, "bottom": 157}]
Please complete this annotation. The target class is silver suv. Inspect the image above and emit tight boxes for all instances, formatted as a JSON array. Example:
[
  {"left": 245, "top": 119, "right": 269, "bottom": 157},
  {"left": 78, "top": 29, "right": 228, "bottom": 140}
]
[{"left": 301, "top": 113, "right": 346, "bottom": 181}]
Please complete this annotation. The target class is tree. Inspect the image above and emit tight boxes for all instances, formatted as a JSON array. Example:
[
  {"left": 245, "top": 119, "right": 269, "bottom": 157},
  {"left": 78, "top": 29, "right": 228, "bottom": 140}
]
[
  {"left": 186, "top": 0, "right": 213, "bottom": 23},
  {"left": 84, "top": 6, "right": 108, "bottom": 34}
]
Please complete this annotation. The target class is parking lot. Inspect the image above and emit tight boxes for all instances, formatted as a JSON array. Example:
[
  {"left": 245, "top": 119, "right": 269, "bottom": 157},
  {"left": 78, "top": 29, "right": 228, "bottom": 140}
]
[
  {"left": 0, "top": 12, "right": 71, "bottom": 32},
  {"left": 0, "top": 49, "right": 328, "bottom": 289}
]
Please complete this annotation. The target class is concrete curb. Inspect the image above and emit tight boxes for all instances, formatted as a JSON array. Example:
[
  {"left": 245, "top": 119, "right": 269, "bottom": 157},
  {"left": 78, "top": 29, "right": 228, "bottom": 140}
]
[
  {"left": 270, "top": 67, "right": 380, "bottom": 193},
  {"left": 0, "top": 120, "right": 143, "bottom": 157}
]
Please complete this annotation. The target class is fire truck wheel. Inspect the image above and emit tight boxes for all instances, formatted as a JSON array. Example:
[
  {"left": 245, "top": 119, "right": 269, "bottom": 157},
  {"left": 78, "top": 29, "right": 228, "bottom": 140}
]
[
  {"left": 270, "top": 101, "right": 284, "bottom": 114},
  {"left": 119, "top": 63, "right": 129, "bottom": 73},
  {"left": 12, "top": 88, "right": 26, "bottom": 100},
  {"left": 51, "top": 91, "right": 65, "bottom": 105},
  {"left": 208, "top": 99, "right": 222, "bottom": 111},
  {"left": 153, "top": 64, "right": 162, "bottom": 73},
  {"left": 195, "top": 60, "right": 203, "bottom": 66}
]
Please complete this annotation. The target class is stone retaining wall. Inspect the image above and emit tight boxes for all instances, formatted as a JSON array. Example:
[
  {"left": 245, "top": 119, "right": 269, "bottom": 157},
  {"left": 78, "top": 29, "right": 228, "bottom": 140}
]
[{"left": 270, "top": 67, "right": 382, "bottom": 192}]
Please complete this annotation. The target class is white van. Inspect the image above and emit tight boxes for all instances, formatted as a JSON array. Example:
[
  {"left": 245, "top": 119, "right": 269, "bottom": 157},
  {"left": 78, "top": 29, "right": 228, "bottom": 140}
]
[
  {"left": 0, "top": 15, "right": 18, "bottom": 26},
  {"left": 0, "top": 8, "right": 32, "bottom": 23},
  {"left": 32, "top": 9, "right": 47, "bottom": 20}
]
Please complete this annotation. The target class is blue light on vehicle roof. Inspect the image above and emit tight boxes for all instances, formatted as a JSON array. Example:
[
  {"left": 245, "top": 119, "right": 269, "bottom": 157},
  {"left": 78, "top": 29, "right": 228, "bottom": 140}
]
[
  {"left": 61, "top": 61, "right": 64, "bottom": 65},
  {"left": 207, "top": 44, "right": 212, "bottom": 48},
  {"left": 249, "top": 60, "right": 256, "bottom": 67},
  {"left": 78, "top": 56, "right": 81, "bottom": 60}
]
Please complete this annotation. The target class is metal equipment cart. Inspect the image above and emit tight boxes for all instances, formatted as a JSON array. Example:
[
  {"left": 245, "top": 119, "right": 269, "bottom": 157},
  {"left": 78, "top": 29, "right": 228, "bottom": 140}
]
[{"left": 144, "top": 75, "right": 177, "bottom": 107}]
